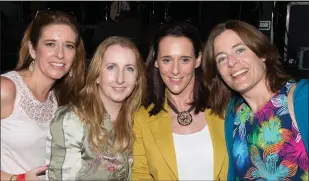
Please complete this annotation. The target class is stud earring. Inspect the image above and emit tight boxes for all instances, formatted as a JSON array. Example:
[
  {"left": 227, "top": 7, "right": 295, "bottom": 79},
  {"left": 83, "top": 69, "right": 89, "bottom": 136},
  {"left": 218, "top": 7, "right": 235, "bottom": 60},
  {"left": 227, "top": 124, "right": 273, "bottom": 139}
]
[
  {"left": 69, "top": 69, "right": 73, "bottom": 77},
  {"left": 29, "top": 60, "right": 35, "bottom": 72}
]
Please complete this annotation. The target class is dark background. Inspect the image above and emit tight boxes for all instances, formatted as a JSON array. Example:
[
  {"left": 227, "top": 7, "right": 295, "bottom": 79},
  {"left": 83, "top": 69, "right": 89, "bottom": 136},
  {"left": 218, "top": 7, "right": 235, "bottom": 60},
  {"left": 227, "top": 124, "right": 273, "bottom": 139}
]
[{"left": 1, "top": 1, "right": 308, "bottom": 79}]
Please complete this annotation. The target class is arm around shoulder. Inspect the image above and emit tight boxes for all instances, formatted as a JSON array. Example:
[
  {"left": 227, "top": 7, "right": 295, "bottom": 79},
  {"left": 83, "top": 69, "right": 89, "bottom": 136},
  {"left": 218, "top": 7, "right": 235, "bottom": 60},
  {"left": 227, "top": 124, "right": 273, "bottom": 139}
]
[{"left": 1, "top": 77, "right": 16, "bottom": 119}]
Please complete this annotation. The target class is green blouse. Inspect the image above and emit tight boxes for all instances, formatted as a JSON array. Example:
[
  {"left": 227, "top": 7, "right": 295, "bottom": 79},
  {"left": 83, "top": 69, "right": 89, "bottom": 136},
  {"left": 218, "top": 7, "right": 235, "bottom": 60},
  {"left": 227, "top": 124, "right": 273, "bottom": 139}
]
[{"left": 47, "top": 106, "right": 132, "bottom": 181}]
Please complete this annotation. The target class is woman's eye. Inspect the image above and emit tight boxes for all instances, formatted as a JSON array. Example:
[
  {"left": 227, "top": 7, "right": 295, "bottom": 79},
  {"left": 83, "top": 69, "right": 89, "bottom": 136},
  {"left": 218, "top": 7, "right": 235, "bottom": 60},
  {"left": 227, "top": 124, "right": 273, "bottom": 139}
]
[
  {"left": 65, "top": 44, "right": 75, "bottom": 49},
  {"left": 46, "top": 43, "right": 55, "bottom": 47},
  {"left": 181, "top": 58, "right": 190, "bottom": 63},
  {"left": 236, "top": 48, "right": 245, "bottom": 54},
  {"left": 107, "top": 65, "right": 115, "bottom": 70},
  {"left": 162, "top": 58, "right": 171, "bottom": 63},
  {"left": 217, "top": 57, "right": 226, "bottom": 64},
  {"left": 126, "top": 67, "right": 135, "bottom": 72}
]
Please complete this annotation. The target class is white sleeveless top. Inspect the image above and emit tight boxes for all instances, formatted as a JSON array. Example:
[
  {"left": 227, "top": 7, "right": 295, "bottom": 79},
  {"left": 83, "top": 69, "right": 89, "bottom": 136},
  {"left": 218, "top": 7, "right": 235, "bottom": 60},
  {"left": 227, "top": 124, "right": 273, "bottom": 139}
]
[
  {"left": 173, "top": 125, "right": 214, "bottom": 180},
  {"left": 1, "top": 71, "right": 57, "bottom": 174}
]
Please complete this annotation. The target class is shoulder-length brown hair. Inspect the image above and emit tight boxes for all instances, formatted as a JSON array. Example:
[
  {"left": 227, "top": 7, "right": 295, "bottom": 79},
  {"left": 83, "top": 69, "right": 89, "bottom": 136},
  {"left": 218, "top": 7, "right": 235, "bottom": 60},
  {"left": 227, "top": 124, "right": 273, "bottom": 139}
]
[
  {"left": 202, "top": 20, "right": 292, "bottom": 118},
  {"left": 72, "top": 36, "right": 146, "bottom": 153},
  {"left": 16, "top": 10, "right": 86, "bottom": 106}
]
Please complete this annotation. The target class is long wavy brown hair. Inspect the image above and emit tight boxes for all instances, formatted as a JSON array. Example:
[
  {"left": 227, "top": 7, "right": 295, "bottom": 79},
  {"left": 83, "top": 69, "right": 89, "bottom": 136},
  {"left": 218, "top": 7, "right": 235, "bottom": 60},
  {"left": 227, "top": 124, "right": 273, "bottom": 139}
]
[
  {"left": 72, "top": 36, "right": 147, "bottom": 153},
  {"left": 15, "top": 10, "right": 86, "bottom": 106}
]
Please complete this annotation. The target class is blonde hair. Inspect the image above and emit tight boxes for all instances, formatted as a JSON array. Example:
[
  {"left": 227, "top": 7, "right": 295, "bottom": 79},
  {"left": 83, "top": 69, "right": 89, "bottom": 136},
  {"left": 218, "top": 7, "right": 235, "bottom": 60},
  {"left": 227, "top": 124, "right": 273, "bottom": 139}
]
[{"left": 72, "top": 36, "right": 146, "bottom": 153}]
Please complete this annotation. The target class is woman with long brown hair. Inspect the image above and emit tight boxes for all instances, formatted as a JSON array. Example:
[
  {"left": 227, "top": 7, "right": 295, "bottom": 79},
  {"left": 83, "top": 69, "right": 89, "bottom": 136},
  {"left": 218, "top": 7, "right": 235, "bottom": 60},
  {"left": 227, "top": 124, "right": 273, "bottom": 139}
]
[
  {"left": 1, "top": 10, "right": 86, "bottom": 181},
  {"left": 47, "top": 36, "right": 146, "bottom": 180}
]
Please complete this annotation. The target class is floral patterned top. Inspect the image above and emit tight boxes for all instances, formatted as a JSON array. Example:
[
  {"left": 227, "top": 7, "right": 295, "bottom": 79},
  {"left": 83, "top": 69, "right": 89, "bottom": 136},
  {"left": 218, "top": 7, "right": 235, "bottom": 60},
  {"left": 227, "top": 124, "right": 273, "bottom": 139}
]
[
  {"left": 47, "top": 106, "right": 133, "bottom": 181},
  {"left": 232, "top": 82, "right": 309, "bottom": 181}
]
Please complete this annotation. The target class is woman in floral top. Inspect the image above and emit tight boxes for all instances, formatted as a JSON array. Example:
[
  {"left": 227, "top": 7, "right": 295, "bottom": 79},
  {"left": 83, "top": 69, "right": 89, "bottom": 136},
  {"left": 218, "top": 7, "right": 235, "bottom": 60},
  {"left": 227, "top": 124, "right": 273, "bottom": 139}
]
[
  {"left": 46, "top": 36, "right": 146, "bottom": 180},
  {"left": 203, "top": 20, "right": 308, "bottom": 181}
]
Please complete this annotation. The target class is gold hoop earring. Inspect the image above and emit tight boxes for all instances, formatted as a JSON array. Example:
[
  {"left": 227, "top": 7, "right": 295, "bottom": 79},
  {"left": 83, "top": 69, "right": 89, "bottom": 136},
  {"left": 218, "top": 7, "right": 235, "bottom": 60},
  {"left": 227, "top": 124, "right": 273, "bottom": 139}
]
[
  {"left": 69, "top": 69, "right": 73, "bottom": 77},
  {"left": 29, "top": 60, "right": 35, "bottom": 72}
]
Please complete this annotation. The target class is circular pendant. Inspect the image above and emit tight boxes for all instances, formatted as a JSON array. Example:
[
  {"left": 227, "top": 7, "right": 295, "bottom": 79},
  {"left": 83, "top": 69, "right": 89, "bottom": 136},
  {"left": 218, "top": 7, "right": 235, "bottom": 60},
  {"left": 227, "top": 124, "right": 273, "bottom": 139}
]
[{"left": 177, "top": 111, "right": 193, "bottom": 126}]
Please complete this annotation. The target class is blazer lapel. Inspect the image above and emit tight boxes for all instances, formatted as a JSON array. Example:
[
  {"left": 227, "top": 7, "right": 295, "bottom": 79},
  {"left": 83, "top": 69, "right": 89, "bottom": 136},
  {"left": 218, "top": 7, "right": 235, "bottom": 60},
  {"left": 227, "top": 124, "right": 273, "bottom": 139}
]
[
  {"left": 147, "top": 98, "right": 226, "bottom": 180},
  {"left": 148, "top": 100, "right": 178, "bottom": 180},
  {"left": 205, "top": 109, "right": 226, "bottom": 180}
]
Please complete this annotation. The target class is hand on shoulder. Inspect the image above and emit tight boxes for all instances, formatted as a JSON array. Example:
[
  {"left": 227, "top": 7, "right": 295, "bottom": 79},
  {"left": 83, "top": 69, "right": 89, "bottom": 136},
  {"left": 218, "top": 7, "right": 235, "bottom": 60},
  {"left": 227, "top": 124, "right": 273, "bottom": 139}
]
[{"left": 1, "top": 76, "right": 16, "bottom": 119}]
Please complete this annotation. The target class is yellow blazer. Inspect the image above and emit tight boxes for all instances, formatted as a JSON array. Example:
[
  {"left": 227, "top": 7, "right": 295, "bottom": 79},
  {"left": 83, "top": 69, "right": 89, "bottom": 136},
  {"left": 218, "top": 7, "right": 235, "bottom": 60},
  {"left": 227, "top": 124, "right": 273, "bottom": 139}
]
[{"left": 132, "top": 99, "right": 228, "bottom": 180}]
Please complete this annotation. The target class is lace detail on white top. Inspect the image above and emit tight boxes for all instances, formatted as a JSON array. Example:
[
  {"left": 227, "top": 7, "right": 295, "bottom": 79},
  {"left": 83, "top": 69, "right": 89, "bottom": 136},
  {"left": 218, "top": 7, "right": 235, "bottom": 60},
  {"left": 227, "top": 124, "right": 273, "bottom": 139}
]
[{"left": 6, "top": 71, "right": 58, "bottom": 124}]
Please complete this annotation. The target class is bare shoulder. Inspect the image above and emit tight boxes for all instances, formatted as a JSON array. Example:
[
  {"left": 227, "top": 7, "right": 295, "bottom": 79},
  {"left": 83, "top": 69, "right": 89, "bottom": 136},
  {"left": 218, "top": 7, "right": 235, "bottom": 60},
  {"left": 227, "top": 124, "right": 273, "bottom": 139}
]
[
  {"left": 1, "top": 76, "right": 16, "bottom": 101},
  {"left": 1, "top": 76, "right": 16, "bottom": 119}
]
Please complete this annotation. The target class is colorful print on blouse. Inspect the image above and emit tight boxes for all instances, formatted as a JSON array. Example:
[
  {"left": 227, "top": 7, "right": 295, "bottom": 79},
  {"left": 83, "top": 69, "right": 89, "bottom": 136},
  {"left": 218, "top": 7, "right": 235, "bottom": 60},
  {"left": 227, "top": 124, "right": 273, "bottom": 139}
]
[
  {"left": 48, "top": 106, "right": 133, "bottom": 181},
  {"left": 233, "top": 81, "right": 309, "bottom": 181},
  {"left": 76, "top": 148, "right": 133, "bottom": 181},
  {"left": 76, "top": 111, "right": 133, "bottom": 181}
]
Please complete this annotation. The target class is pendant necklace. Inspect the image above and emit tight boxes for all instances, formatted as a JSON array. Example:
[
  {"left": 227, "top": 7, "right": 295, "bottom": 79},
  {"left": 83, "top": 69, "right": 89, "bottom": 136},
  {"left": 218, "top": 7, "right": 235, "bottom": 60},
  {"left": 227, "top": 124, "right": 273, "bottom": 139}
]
[{"left": 167, "top": 99, "right": 195, "bottom": 126}]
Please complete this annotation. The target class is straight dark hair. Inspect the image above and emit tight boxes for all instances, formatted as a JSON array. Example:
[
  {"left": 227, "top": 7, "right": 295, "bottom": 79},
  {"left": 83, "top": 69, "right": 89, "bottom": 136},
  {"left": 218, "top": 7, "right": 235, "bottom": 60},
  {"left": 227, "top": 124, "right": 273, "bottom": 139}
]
[
  {"left": 203, "top": 20, "right": 292, "bottom": 117},
  {"left": 144, "top": 21, "right": 209, "bottom": 116}
]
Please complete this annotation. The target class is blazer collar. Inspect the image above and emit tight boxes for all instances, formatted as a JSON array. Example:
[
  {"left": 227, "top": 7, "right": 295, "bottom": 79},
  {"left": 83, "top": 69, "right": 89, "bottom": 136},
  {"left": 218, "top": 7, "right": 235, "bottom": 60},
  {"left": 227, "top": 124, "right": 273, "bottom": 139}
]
[
  {"left": 205, "top": 109, "right": 227, "bottom": 180},
  {"left": 149, "top": 96, "right": 178, "bottom": 179}
]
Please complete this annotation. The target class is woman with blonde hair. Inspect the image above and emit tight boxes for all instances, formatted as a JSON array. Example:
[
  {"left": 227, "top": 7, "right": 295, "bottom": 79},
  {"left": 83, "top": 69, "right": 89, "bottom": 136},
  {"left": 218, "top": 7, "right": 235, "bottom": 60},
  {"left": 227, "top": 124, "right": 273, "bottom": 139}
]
[
  {"left": 1, "top": 10, "right": 86, "bottom": 181},
  {"left": 47, "top": 36, "right": 146, "bottom": 180}
]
